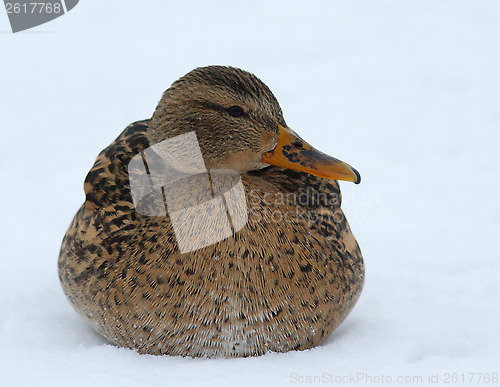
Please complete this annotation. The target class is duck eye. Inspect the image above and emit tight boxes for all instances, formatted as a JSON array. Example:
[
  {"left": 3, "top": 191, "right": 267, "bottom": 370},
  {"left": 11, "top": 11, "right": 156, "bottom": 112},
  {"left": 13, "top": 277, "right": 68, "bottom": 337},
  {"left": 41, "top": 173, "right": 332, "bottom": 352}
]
[{"left": 228, "top": 105, "right": 244, "bottom": 117}]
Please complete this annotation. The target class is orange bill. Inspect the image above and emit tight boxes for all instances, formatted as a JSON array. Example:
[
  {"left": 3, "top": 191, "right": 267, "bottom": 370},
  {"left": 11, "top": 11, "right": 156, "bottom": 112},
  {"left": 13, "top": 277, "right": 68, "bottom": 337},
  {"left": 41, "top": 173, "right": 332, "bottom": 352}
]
[{"left": 261, "top": 125, "right": 361, "bottom": 184}]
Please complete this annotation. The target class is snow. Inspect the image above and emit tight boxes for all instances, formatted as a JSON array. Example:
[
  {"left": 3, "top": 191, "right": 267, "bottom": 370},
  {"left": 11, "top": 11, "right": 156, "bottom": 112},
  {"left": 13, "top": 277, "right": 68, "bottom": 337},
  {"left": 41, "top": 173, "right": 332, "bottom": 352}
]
[{"left": 1, "top": 1, "right": 499, "bottom": 386}]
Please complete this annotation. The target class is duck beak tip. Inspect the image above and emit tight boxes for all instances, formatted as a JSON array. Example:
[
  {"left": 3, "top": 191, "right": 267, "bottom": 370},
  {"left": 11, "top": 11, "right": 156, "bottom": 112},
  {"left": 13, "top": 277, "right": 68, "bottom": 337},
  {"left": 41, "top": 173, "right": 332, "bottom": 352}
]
[{"left": 353, "top": 167, "right": 361, "bottom": 184}]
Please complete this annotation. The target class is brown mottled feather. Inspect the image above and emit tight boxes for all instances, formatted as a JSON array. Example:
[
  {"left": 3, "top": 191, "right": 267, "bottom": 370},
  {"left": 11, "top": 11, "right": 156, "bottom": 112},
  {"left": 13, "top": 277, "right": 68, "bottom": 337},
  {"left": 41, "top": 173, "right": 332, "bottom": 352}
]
[{"left": 58, "top": 67, "right": 364, "bottom": 357}]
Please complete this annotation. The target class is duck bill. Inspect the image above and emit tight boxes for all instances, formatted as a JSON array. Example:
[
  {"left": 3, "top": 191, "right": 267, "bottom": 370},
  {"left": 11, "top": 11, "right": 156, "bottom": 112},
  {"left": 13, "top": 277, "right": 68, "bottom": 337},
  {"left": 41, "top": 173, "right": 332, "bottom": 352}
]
[{"left": 261, "top": 125, "right": 361, "bottom": 184}]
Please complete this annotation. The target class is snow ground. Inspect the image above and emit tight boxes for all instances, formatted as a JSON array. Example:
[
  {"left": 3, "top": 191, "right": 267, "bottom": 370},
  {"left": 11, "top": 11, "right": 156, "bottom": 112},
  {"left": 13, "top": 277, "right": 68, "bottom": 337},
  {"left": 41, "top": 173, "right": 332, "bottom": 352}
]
[{"left": 1, "top": 1, "right": 499, "bottom": 386}]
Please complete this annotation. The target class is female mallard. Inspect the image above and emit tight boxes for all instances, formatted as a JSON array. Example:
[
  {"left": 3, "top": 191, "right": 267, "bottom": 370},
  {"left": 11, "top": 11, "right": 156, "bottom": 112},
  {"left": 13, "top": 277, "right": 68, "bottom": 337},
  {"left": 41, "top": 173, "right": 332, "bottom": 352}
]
[{"left": 58, "top": 66, "right": 364, "bottom": 357}]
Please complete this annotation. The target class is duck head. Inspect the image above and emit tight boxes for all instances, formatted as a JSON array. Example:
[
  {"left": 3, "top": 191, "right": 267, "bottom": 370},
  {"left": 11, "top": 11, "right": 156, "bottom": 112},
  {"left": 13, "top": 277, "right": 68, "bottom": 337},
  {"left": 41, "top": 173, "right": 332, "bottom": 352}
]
[{"left": 148, "top": 66, "right": 360, "bottom": 184}]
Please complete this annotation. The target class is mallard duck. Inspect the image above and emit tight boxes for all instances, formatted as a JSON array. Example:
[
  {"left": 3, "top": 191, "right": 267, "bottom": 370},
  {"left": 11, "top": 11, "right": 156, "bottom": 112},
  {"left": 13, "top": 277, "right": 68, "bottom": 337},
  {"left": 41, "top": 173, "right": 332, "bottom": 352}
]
[{"left": 58, "top": 66, "right": 364, "bottom": 357}]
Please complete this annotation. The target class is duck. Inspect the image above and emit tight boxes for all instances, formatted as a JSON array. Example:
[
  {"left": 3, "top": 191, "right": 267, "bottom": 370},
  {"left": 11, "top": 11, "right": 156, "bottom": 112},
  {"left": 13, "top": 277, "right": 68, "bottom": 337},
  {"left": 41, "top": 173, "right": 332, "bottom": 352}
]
[{"left": 58, "top": 65, "right": 364, "bottom": 357}]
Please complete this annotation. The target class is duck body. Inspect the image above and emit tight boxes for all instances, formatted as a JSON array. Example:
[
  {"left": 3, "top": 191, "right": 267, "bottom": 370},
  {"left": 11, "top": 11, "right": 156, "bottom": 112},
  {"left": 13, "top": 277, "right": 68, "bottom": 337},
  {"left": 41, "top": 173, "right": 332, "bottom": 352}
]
[{"left": 58, "top": 66, "right": 364, "bottom": 357}]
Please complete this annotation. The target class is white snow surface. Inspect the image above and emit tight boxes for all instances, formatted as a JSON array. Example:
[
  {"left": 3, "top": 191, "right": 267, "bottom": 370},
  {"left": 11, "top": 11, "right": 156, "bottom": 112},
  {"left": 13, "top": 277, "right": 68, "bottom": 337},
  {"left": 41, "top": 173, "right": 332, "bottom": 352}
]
[{"left": 1, "top": 1, "right": 499, "bottom": 386}]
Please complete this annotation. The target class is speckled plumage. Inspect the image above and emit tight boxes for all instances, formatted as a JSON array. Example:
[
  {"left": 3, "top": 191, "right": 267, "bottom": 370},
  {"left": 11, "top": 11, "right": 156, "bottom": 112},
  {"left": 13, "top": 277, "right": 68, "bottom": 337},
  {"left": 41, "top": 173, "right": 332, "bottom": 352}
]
[{"left": 58, "top": 66, "right": 364, "bottom": 357}]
